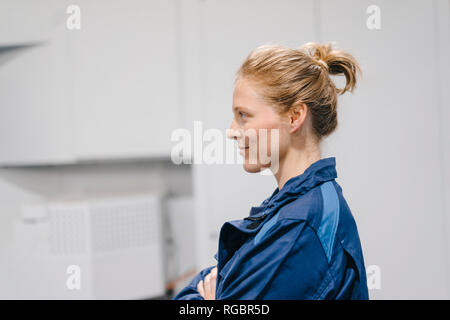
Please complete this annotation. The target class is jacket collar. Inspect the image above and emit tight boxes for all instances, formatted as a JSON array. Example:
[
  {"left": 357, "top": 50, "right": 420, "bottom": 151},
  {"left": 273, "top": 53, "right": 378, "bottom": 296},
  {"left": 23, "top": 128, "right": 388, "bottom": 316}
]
[
  {"left": 249, "top": 156, "right": 338, "bottom": 218},
  {"left": 221, "top": 156, "right": 338, "bottom": 235}
]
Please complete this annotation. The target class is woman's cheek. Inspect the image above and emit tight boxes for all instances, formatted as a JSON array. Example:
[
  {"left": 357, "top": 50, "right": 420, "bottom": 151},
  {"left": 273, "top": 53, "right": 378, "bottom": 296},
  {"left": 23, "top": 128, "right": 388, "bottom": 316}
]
[{"left": 253, "top": 128, "right": 273, "bottom": 166}]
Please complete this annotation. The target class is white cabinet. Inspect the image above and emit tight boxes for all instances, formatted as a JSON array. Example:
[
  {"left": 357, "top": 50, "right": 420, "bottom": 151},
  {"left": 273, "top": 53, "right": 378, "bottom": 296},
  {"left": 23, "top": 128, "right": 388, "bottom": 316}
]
[
  {"left": 0, "top": 0, "right": 182, "bottom": 165},
  {"left": 0, "top": 0, "right": 65, "bottom": 45},
  {"left": 0, "top": 1, "right": 74, "bottom": 165},
  {"left": 68, "top": 0, "right": 182, "bottom": 160},
  {"left": 180, "top": 0, "right": 317, "bottom": 268}
]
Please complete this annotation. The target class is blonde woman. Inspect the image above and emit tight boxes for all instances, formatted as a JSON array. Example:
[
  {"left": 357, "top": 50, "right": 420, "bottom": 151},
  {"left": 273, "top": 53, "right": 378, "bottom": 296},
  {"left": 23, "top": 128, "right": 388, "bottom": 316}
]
[{"left": 174, "top": 42, "right": 369, "bottom": 300}]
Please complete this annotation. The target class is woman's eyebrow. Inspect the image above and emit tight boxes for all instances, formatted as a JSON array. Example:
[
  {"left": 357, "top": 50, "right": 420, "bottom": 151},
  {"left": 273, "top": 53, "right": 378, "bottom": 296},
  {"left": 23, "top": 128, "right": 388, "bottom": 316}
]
[{"left": 233, "top": 105, "right": 250, "bottom": 112}]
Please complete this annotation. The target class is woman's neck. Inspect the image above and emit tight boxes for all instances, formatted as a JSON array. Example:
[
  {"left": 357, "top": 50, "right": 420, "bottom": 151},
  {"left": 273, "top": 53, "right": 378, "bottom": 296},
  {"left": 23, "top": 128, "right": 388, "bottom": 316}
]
[{"left": 273, "top": 144, "right": 322, "bottom": 190}]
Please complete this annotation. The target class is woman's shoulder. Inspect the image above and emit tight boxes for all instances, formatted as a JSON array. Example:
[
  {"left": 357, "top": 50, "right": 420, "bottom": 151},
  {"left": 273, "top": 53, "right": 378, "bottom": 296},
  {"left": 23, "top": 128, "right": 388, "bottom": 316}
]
[
  {"left": 276, "top": 182, "right": 326, "bottom": 225},
  {"left": 276, "top": 179, "right": 360, "bottom": 248}
]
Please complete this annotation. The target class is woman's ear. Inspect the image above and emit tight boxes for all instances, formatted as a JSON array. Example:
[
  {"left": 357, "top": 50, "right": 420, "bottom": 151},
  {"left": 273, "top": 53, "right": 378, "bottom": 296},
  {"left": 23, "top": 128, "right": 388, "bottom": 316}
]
[{"left": 289, "top": 102, "right": 307, "bottom": 134}]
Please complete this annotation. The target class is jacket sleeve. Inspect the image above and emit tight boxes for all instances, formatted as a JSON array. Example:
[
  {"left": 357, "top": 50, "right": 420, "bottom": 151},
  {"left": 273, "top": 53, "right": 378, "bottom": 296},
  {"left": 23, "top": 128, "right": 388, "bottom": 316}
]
[
  {"left": 217, "top": 219, "right": 332, "bottom": 300},
  {"left": 172, "top": 265, "right": 216, "bottom": 300}
]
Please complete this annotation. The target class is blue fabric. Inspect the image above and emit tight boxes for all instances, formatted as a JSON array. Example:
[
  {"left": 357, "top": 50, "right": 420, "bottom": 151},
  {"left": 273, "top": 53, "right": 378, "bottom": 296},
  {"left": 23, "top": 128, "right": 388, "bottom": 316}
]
[
  {"left": 173, "top": 157, "right": 369, "bottom": 300},
  {"left": 317, "top": 181, "right": 340, "bottom": 263},
  {"left": 254, "top": 211, "right": 280, "bottom": 245}
]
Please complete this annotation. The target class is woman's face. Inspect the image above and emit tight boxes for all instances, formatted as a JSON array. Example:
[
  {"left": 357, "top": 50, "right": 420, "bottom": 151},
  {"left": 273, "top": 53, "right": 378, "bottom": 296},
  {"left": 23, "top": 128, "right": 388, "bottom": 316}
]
[{"left": 228, "top": 77, "right": 290, "bottom": 173}]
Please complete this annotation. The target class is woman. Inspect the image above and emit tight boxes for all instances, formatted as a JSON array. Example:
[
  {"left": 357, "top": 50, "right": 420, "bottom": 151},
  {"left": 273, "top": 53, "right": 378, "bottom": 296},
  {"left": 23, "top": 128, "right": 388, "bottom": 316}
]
[{"left": 174, "top": 42, "right": 369, "bottom": 300}]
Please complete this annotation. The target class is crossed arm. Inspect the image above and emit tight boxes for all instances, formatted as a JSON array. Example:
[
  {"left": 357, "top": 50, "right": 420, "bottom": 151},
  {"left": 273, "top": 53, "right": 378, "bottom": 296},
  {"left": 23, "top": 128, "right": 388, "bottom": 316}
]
[
  {"left": 174, "top": 219, "right": 331, "bottom": 300},
  {"left": 173, "top": 265, "right": 218, "bottom": 300}
]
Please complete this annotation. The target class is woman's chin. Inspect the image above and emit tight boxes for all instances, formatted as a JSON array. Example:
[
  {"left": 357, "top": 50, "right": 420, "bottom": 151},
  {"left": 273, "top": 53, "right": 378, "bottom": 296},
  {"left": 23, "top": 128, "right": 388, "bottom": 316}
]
[{"left": 243, "top": 162, "right": 263, "bottom": 173}]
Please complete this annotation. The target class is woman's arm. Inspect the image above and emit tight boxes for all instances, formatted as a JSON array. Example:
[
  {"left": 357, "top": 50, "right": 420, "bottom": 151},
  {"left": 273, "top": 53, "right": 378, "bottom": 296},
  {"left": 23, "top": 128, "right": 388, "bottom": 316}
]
[
  {"left": 172, "top": 265, "right": 217, "bottom": 300},
  {"left": 217, "top": 219, "right": 332, "bottom": 300}
]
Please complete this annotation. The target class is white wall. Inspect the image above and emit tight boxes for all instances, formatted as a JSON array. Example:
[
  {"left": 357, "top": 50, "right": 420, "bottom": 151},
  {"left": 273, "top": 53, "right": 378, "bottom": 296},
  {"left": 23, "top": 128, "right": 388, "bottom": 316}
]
[{"left": 319, "top": 0, "right": 450, "bottom": 299}]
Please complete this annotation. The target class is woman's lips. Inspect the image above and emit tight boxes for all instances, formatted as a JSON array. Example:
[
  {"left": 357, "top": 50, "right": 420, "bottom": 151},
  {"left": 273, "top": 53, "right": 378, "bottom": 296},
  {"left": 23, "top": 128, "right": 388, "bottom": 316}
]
[{"left": 239, "top": 146, "right": 249, "bottom": 155}]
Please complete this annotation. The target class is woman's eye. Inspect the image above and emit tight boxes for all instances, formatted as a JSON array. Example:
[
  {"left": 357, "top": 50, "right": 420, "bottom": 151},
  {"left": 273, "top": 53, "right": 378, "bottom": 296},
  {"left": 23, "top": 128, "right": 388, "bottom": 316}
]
[{"left": 239, "top": 111, "right": 247, "bottom": 119}]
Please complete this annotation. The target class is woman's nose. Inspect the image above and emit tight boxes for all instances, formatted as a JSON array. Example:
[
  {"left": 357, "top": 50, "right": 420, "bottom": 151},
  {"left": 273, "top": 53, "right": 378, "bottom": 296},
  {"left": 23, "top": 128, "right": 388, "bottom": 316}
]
[
  {"left": 227, "top": 128, "right": 241, "bottom": 140},
  {"left": 227, "top": 120, "right": 242, "bottom": 140},
  {"left": 227, "top": 125, "right": 242, "bottom": 140}
]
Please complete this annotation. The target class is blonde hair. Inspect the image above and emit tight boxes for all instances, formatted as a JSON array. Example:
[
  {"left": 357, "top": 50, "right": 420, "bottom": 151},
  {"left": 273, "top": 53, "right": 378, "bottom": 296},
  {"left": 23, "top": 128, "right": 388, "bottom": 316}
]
[{"left": 235, "top": 42, "right": 362, "bottom": 139}]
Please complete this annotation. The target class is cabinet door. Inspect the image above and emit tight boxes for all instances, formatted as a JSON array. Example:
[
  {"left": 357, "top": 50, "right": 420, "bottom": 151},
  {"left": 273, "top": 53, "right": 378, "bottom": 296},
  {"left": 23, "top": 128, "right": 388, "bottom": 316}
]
[
  {"left": 0, "top": 1, "right": 75, "bottom": 165},
  {"left": 0, "top": 0, "right": 65, "bottom": 45},
  {"left": 319, "top": 0, "right": 449, "bottom": 299},
  {"left": 0, "top": 1, "right": 182, "bottom": 165},
  {"left": 67, "top": 0, "right": 182, "bottom": 160},
  {"left": 183, "top": 0, "right": 316, "bottom": 267}
]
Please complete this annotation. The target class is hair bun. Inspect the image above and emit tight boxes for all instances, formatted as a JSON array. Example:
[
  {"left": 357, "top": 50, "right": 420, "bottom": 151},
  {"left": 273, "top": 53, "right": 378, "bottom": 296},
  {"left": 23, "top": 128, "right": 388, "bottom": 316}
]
[
  {"left": 301, "top": 42, "right": 332, "bottom": 70},
  {"left": 315, "top": 58, "right": 329, "bottom": 71},
  {"left": 300, "top": 41, "right": 362, "bottom": 95}
]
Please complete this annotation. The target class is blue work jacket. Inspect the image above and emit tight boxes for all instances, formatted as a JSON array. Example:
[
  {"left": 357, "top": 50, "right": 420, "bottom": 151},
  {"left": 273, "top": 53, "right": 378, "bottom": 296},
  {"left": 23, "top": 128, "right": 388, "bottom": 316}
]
[{"left": 174, "top": 157, "right": 369, "bottom": 300}]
